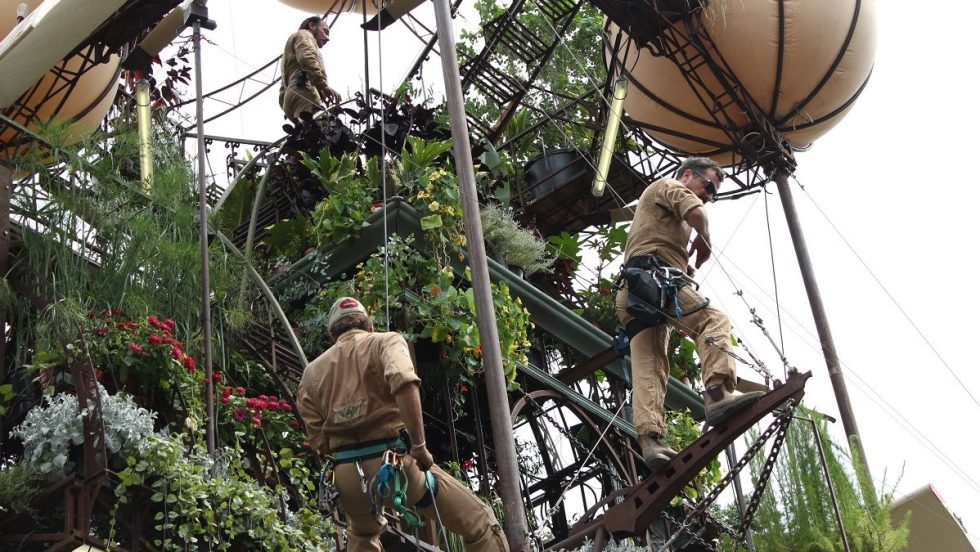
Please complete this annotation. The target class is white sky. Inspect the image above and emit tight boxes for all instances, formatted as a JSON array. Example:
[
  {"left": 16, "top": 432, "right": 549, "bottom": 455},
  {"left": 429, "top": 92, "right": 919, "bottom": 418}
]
[{"left": 187, "top": 0, "right": 980, "bottom": 545}]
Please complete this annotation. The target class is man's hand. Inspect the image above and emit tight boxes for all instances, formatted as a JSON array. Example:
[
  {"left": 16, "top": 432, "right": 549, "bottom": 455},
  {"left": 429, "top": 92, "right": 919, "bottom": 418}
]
[
  {"left": 688, "top": 233, "right": 711, "bottom": 268},
  {"left": 410, "top": 445, "right": 434, "bottom": 471}
]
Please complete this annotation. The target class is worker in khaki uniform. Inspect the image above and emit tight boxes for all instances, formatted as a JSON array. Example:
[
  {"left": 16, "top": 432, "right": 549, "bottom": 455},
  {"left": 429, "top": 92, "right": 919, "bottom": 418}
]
[
  {"left": 297, "top": 297, "right": 508, "bottom": 552},
  {"left": 616, "top": 157, "right": 764, "bottom": 472},
  {"left": 279, "top": 16, "right": 341, "bottom": 121}
]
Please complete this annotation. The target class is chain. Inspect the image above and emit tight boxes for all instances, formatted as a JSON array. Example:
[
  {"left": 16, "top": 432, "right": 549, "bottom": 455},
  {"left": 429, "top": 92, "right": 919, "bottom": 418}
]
[
  {"left": 736, "top": 411, "right": 792, "bottom": 536},
  {"left": 653, "top": 400, "right": 796, "bottom": 552},
  {"left": 655, "top": 510, "right": 720, "bottom": 551},
  {"left": 704, "top": 336, "right": 774, "bottom": 383},
  {"left": 734, "top": 290, "right": 794, "bottom": 378}
]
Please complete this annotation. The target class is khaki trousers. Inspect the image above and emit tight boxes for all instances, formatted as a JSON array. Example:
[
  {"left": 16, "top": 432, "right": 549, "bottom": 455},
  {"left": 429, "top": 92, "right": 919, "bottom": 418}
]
[
  {"left": 281, "top": 83, "right": 323, "bottom": 120},
  {"left": 334, "top": 455, "right": 508, "bottom": 552},
  {"left": 616, "top": 284, "right": 736, "bottom": 436}
]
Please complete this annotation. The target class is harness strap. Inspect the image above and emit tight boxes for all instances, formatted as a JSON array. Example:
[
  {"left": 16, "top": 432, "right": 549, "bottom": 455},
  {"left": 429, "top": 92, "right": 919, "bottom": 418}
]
[
  {"left": 334, "top": 437, "right": 406, "bottom": 464},
  {"left": 373, "top": 451, "right": 424, "bottom": 529}
]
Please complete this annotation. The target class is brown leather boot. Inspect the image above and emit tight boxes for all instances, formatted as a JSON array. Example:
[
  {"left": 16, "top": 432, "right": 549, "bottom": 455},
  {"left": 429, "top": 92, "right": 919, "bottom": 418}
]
[
  {"left": 704, "top": 385, "right": 766, "bottom": 427},
  {"left": 638, "top": 433, "right": 678, "bottom": 472}
]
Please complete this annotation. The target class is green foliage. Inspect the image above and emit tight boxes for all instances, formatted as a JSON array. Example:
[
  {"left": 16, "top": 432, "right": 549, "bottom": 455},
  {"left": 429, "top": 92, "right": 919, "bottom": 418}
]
[
  {"left": 727, "top": 406, "right": 909, "bottom": 552},
  {"left": 306, "top": 152, "right": 379, "bottom": 246},
  {"left": 111, "top": 434, "right": 330, "bottom": 551},
  {"left": 480, "top": 204, "right": 554, "bottom": 275},
  {"left": 0, "top": 463, "right": 46, "bottom": 518},
  {"left": 458, "top": 0, "right": 606, "bottom": 154}
]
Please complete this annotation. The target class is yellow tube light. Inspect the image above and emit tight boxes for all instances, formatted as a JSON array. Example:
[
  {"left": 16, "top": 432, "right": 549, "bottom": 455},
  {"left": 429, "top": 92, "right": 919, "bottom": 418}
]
[
  {"left": 136, "top": 79, "right": 153, "bottom": 191},
  {"left": 591, "top": 77, "right": 628, "bottom": 198}
]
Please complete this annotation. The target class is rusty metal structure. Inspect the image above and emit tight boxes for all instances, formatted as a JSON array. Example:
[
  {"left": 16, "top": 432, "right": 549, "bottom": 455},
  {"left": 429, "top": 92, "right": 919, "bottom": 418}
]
[{"left": 0, "top": 0, "right": 827, "bottom": 549}]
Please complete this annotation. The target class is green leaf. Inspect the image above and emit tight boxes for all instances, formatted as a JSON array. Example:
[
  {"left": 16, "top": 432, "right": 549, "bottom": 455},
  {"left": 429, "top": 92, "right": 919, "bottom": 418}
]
[{"left": 420, "top": 214, "right": 443, "bottom": 230}]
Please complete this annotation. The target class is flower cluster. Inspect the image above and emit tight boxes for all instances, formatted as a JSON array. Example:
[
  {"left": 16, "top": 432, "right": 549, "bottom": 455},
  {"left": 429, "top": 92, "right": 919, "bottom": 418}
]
[
  {"left": 218, "top": 386, "right": 299, "bottom": 436},
  {"left": 80, "top": 309, "right": 199, "bottom": 394}
]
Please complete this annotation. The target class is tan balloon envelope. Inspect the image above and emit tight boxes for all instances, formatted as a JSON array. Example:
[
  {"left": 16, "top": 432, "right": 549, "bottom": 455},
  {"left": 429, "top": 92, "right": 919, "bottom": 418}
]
[
  {"left": 606, "top": 0, "right": 876, "bottom": 166},
  {"left": 1, "top": 0, "right": 120, "bottom": 163},
  {"left": 278, "top": 0, "right": 382, "bottom": 15}
]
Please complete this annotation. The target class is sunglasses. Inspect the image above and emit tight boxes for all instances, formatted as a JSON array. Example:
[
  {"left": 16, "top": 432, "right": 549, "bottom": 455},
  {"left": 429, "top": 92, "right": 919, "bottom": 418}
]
[{"left": 693, "top": 171, "right": 718, "bottom": 197}]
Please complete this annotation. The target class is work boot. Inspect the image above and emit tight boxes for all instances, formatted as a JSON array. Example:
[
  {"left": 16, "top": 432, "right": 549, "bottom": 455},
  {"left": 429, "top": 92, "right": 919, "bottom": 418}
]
[
  {"left": 638, "top": 433, "right": 677, "bottom": 472},
  {"left": 704, "top": 385, "right": 766, "bottom": 427}
]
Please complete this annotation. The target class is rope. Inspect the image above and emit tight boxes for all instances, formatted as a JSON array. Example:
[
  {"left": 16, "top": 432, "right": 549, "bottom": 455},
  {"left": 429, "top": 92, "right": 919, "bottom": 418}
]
[
  {"left": 762, "top": 184, "right": 786, "bottom": 380},
  {"left": 376, "top": 0, "right": 391, "bottom": 331}
]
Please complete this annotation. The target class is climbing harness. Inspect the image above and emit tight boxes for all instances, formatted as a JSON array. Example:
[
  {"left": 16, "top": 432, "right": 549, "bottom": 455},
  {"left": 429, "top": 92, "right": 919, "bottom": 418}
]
[
  {"left": 618, "top": 255, "right": 710, "bottom": 336},
  {"left": 317, "top": 457, "right": 340, "bottom": 515},
  {"left": 371, "top": 449, "right": 440, "bottom": 531}
]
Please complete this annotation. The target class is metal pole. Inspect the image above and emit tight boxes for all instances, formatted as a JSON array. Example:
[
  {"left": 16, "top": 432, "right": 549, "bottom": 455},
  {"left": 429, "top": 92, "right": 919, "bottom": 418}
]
[
  {"left": 0, "top": 164, "right": 10, "bottom": 381},
  {"left": 431, "top": 0, "right": 529, "bottom": 547},
  {"left": 725, "top": 444, "right": 756, "bottom": 552},
  {"left": 797, "top": 416, "right": 851, "bottom": 552},
  {"left": 773, "top": 169, "right": 870, "bottom": 481},
  {"left": 192, "top": 17, "right": 216, "bottom": 460},
  {"left": 136, "top": 80, "right": 154, "bottom": 192}
]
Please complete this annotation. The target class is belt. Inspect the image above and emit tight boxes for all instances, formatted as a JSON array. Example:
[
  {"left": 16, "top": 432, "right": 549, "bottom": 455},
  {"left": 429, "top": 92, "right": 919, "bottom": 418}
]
[
  {"left": 333, "top": 436, "right": 406, "bottom": 464},
  {"left": 625, "top": 254, "right": 664, "bottom": 270}
]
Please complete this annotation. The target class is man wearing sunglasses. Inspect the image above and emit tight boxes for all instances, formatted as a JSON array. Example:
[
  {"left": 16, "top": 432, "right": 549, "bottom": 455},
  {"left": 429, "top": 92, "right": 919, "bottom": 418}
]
[{"left": 616, "top": 157, "right": 764, "bottom": 472}]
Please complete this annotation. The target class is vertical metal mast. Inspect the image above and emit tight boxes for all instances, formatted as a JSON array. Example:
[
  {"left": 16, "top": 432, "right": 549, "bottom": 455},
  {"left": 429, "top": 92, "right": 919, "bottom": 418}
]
[
  {"left": 774, "top": 168, "right": 871, "bottom": 479},
  {"left": 187, "top": 0, "right": 217, "bottom": 460},
  {"left": 430, "top": 0, "right": 530, "bottom": 548}
]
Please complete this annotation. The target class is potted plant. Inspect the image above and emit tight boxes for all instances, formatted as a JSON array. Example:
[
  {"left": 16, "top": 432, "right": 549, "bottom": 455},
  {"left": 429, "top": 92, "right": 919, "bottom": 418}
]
[{"left": 480, "top": 204, "right": 554, "bottom": 277}]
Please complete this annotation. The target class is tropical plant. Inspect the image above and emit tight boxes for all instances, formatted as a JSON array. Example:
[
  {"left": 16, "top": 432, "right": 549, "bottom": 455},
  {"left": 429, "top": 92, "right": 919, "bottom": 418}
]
[
  {"left": 304, "top": 151, "right": 379, "bottom": 246},
  {"left": 480, "top": 203, "right": 554, "bottom": 275},
  {"left": 110, "top": 433, "right": 331, "bottom": 551}
]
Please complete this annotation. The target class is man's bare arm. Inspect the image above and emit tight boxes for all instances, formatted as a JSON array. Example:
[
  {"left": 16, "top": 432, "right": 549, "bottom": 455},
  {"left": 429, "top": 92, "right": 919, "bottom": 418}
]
[
  {"left": 394, "top": 383, "right": 433, "bottom": 470},
  {"left": 685, "top": 206, "right": 712, "bottom": 269}
]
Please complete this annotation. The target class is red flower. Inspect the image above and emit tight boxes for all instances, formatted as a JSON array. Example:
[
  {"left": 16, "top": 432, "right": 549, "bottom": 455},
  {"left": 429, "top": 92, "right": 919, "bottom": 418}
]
[
  {"left": 251, "top": 416, "right": 262, "bottom": 427},
  {"left": 221, "top": 396, "right": 230, "bottom": 405},
  {"left": 112, "top": 308, "right": 123, "bottom": 317},
  {"left": 171, "top": 346, "right": 183, "bottom": 360},
  {"left": 462, "top": 458, "right": 475, "bottom": 471},
  {"left": 212, "top": 372, "right": 222, "bottom": 383},
  {"left": 431, "top": 286, "right": 440, "bottom": 295},
  {"left": 289, "top": 419, "right": 301, "bottom": 429},
  {"left": 147, "top": 314, "right": 161, "bottom": 329},
  {"left": 99, "top": 309, "right": 111, "bottom": 318},
  {"left": 148, "top": 333, "right": 164, "bottom": 345},
  {"left": 182, "top": 355, "right": 197, "bottom": 371},
  {"left": 474, "top": 344, "right": 482, "bottom": 355},
  {"left": 234, "top": 407, "right": 248, "bottom": 422},
  {"left": 87, "top": 311, "right": 97, "bottom": 319},
  {"left": 222, "top": 387, "right": 232, "bottom": 399},
  {"left": 94, "top": 327, "right": 108, "bottom": 337},
  {"left": 128, "top": 342, "right": 144, "bottom": 354},
  {"left": 116, "top": 322, "right": 128, "bottom": 329},
  {"left": 281, "top": 403, "right": 293, "bottom": 413},
  {"left": 162, "top": 319, "right": 176, "bottom": 333},
  {"left": 235, "top": 386, "right": 246, "bottom": 396},
  {"left": 459, "top": 384, "right": 469, "bottom": 394}
]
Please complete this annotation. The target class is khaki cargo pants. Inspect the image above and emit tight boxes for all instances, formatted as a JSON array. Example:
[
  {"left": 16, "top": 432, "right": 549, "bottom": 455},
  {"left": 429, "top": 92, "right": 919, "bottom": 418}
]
[
  {"left": 616, "top": 284, "right": 736, "bottom": 437},
  {"left": 281, "top": 83, "right": 323, "bottom": 121},
  {"left": 334, "top": 455, "right": 508, "bottom": 552}
]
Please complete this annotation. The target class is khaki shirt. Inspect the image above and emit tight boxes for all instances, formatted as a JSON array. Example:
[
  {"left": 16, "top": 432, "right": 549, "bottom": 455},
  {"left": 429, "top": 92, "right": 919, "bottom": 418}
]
[
  {"left": 297, "top": 330, "right": 420, "bottom": 455},
  {"left": 623, "top": 177, "right": 704, "bottom": 271},
  {"left": 278, "top": 29, "right": 331, "bottom": 115}
]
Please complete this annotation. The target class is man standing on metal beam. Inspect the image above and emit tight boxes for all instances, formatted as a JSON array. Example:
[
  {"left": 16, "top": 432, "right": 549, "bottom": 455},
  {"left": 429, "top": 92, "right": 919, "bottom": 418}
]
[
  {"left": 297, "top": 297, "right": 508, "bottom": 552},
  {"left": 278, "top": 16, "right": 341, "bottom": 121},
  {"left": 616, "top": 157, "right": 765, "bottom": 472}
]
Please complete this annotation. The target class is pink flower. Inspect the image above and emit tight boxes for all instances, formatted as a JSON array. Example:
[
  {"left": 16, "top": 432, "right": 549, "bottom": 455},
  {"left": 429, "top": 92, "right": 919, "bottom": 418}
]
[
  {"left": 251, "top": 416, "right": 262, "bottom": 427},
  {"left": 222, "top": 387, "right": 232, "bottom": 399},
  {"left": 234, "top": 407, "right": 248, "bottom": 422},
  {"left": 128, "top": 342, "right": 144, "bottom": 354},
  {"left": 148, "top": 333, "right": 164, "bottom": 345},
  {"left": 87, "top": 311, "right": 97, "bottom": 319},
  {"left": 182, "top": 355, "right": 197, "bottom": 371},
  {"left": 235, "top": 386, "right": 246, "bottom": 396},
  {"left": 162, "top": 319, "right": 176, "bottom": 333},
  {"left": 94, "top": 327, "right": 108, "bottom": 337},
  {"left": 99, "top": 309, "right": 111, "bottom": 318},
  {"left": 171, "top": 346, "right": 183, "bottom": 360}
]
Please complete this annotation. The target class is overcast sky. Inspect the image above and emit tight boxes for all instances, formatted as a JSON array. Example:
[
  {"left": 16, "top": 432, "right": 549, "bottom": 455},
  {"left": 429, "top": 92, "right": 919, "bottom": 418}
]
[{"left": 187, "top": 0, "right": 980, "bottom": 544}]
